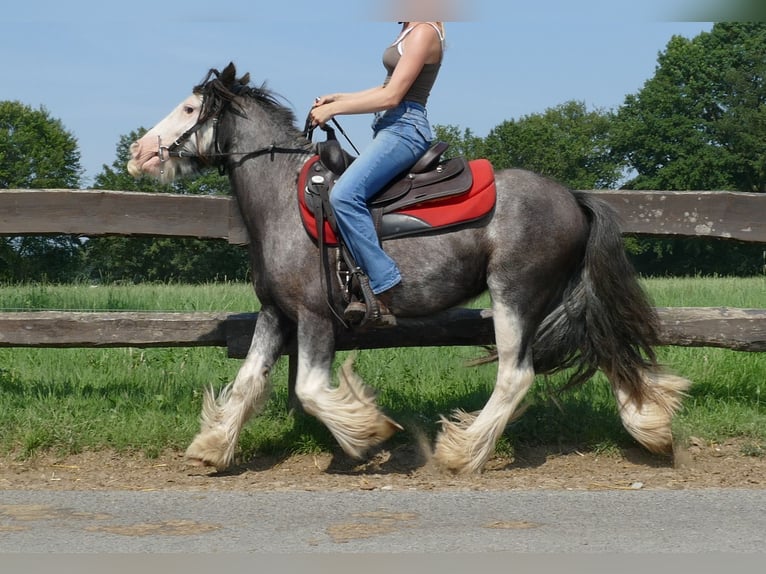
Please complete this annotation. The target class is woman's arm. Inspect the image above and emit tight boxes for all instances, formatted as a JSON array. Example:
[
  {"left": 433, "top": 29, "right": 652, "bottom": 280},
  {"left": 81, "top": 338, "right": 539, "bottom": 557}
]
[
  {"left": 310, "top": 23, "right": 440, "bottom": 126},
  {"left": 314, "top": 86, "right": 383, "bottom": 106}
]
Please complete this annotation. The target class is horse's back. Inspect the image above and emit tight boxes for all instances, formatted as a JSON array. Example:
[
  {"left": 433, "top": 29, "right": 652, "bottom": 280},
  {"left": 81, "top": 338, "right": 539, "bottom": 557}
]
[{"left": 490, "top": 168, "right": 588, "bottom": 252}]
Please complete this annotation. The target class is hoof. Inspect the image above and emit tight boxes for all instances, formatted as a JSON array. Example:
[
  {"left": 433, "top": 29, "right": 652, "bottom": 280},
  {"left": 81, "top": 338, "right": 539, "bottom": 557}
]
[
  {"left": 184, "top": 428, "right": 232, "bottom": 471},
  {"left": 338, "top": 414, "right": 403, "bottom": 460},
  {"left": 432, "top": 410, "right": 484, "bottom": 475},
  {"left": 375, "top": 415, "right": 404, "bottom": 443}
]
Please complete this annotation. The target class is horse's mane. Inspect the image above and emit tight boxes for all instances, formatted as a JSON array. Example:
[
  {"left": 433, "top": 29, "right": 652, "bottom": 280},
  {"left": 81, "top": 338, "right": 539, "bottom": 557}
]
[{"left": 193, "top": 62, "right": 300, "bottom": 130}]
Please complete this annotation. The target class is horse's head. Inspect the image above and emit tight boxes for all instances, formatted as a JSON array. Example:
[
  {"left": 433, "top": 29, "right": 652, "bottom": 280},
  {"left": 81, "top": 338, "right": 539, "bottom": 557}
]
[{"left": 128, "top": 62, "right": 249, "bottom": 183}]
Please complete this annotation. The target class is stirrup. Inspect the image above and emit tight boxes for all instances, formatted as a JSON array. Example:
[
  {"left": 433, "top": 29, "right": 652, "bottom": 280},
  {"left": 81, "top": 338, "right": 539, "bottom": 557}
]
[
  {"left": 343, "top": 298, "right": 396, "bottom": 328},
  {"left": 346, "top": 270, "right": 398, "bottom": 329},
  {"left": 343, "top": 300, "right": 367, "bottom": 324},
  {"left": 367, "top": 299, "right": 397, "bottom": 328}
]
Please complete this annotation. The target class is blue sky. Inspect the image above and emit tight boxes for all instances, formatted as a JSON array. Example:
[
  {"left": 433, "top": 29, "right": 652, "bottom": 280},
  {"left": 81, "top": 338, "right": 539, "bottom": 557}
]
[{"left": 1, "top": 1, "right": 715, "bottom": 186}]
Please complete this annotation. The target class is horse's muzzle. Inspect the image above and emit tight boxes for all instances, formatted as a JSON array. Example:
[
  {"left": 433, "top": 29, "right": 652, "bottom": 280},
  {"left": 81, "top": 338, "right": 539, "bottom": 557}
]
[{"left": 127, "top": 140, "right": 162, "bottom": 178}]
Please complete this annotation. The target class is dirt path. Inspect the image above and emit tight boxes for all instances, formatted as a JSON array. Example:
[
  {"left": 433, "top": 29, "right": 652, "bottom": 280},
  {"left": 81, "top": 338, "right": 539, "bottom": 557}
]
[{"left": 2, "top": 438, "right": 765, "bottom": 492}]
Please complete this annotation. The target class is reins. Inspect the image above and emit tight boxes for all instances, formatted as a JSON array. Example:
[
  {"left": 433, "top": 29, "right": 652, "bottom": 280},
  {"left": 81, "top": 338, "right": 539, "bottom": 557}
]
[
  {"left": 156, "top": 103, "right": 311, "bottom": 177},
  {"left": 302, "top": 114, "right": 360, "bottom": 155},
  {"left": 157, "top": 95, "right": 360, "bottom": 175},
  {"left": 158, "top": 126, "right": 313, "bottom": 175}
]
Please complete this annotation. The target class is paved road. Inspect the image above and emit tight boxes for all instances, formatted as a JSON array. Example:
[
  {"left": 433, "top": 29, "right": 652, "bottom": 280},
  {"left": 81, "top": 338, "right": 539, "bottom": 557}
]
[{"left": 1, "top": 489, "right": 764, "bottom": 553}]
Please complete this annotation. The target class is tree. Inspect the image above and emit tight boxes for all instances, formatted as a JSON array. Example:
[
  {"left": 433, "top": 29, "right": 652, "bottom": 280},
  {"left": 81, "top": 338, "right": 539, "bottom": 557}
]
[
  {"left": 611, "top": 23, "right": 766, "bottom": 276},
  {"left": 84, "top": 132, "right": 250, "bottom": 283},
  {"left": 611, "top": 23, "right": 766, "bottom": 192},
  {"left": 0, "top": 101, "right": 84, "bottom": 282},
  {"left": 0, "top": 101, "right": 82, "bottom": 189},
  {"left": 432, "top": 124, "right": 484, "bottom": 160},
  {"left": 480, "top": 101, "right": 622, "bottom": 189}
]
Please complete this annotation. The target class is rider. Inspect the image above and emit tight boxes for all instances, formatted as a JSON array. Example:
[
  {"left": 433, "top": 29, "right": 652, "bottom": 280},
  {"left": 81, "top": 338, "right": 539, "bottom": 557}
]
[{"left": 309, "top": 21, "right": 446, "bottom": 327}]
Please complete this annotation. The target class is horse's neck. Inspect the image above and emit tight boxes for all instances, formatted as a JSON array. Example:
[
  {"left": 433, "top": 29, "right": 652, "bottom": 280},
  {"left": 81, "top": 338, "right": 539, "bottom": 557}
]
[
  {"left": 229, "top": 153, "right": 309, "bottom": 236},
  {"left": 224, "top": 106, "right": 311, "bottom": 236}
]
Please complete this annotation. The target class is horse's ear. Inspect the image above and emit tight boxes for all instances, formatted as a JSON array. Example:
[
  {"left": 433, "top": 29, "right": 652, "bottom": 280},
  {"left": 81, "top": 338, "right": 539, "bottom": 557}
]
[{"left": 221, "top": 62, "right": 237, "bottom": 84}]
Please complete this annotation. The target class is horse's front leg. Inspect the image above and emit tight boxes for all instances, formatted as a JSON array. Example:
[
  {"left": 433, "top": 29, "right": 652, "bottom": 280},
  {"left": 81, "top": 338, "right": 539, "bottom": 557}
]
[
  {"left": 293, "top": 310, "right": 402, "bottom": 458},
  {"left": 434, "top": 300, "right": 535, "bottom": 474},
  {"left": 185, "top": 305, "right": 293, "bottom": 470}
]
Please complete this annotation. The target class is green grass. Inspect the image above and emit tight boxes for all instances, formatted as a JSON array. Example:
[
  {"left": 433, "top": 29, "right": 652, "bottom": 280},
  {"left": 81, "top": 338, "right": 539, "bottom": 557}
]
[
  {"left": 0, "top": 281, "right": 257, "bottom": 312},
  {"left": 646, "top": 275, "right": 765, "bottom": 308},
  {"left": 0, "top": 278, "right": 764, "bottom": 462}
]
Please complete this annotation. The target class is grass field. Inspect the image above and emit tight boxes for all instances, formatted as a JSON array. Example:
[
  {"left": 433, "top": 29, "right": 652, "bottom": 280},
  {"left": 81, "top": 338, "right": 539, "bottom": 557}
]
[{"left": 0, "top": 277, "right": 764, "bottom": 461}]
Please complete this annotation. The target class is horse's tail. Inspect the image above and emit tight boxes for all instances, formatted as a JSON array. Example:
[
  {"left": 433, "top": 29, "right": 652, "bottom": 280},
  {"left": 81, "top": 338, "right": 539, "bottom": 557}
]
[
  {"left": 532, "top": 191, "right": 690, "bottom": 453},
  {"left": 532, "top": 191, "right": 659, "bottom": 390}
]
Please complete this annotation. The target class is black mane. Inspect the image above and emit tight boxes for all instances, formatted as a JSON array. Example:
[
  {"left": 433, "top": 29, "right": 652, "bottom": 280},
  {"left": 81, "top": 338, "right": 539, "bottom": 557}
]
[{"left": 193, "top": 62, "right": 300, "bottom": 130}]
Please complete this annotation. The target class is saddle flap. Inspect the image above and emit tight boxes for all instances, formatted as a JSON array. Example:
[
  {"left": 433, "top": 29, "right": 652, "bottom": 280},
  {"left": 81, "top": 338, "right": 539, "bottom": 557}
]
[{"left": 374, "top": 157, "right": 473, "bottom": 211}]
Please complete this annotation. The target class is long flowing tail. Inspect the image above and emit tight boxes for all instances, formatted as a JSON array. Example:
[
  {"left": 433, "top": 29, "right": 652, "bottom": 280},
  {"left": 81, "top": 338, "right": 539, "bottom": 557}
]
[
  {"left": 532, "top": 191, "right": 690, "bottom": 452},
  {"left": 533, "top": 192, "right": 658, "bottom": 393}
]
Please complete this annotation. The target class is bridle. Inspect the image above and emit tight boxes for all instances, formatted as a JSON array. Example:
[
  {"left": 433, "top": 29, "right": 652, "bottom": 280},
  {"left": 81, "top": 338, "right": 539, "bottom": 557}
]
[
  {"left": 157, "top": 98, "right": 212, "bottom": 162},
  {"left": 155, "top": 94, "right": 315, "bottom": 175},
  {"left": 154, "top": 85, "right": 364, "bottom": 177}
]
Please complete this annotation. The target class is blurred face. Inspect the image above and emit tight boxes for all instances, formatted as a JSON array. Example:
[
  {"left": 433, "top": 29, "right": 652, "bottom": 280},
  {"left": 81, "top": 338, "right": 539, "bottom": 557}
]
[{"left": 373, "top": 0, "right": 469, "bottom": 21}]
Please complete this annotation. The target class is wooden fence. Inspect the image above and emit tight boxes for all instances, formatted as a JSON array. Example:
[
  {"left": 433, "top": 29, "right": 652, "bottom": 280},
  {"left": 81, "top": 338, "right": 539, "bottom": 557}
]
[{"left": 1, "top": 189, "right": 765, "bottom": 357}]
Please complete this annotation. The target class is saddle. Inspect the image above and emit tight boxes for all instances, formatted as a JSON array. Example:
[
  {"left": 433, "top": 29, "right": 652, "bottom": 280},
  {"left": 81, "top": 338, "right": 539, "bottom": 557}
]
[
  {"left": 297, "top": 130, "right": 496, "bottom": 327},
  {"left": 299, "top": 137, "right": 496, "bottom": 244}
]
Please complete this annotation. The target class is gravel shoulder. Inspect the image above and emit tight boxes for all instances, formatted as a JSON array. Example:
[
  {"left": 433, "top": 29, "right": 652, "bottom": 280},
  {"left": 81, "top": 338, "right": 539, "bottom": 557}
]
[{"left": 2, "top": 438, "right": 765, "bottom": 492}]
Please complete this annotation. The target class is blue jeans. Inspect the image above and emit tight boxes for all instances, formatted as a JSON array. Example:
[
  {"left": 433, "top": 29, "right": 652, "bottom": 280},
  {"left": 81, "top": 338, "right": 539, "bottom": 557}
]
[{"left": 329, "top": 101, "right": 433, "bottom": 294}]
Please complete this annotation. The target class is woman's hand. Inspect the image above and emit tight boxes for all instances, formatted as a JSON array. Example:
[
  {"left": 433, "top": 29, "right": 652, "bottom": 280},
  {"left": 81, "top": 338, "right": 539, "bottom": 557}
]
[
  {"left": 313, "top": 94, "right": 337, "bottom": 107},
  {"left": 310, "top": 101, "right": 336, "bottom": 127}
]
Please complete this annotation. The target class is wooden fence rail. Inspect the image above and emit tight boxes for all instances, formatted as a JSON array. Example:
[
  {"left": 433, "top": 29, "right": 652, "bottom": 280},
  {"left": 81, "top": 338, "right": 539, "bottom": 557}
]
[
  {"left": 1, "top": 188, "right": 764, "bottom": 355},
  {"left": 0, "top": 189, "right": 249, "bottom": 245},
  {"left": 0, "top": 307, "right": 764, "bottom": 356},
  {"left": 1, "top": 188, "right": 765, "bottom": 244}
]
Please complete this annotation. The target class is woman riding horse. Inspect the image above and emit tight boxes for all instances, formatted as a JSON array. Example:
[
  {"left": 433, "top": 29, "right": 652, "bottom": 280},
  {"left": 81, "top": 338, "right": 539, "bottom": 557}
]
[
  {"left": 127, "top": 62, "right": 690, "bottom": 475},
  {"left": 310, "top": 21, "right": 447, "bottom": 327}
]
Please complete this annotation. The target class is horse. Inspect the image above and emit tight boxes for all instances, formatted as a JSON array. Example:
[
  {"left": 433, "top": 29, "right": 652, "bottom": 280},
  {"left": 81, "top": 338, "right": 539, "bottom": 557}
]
[{"left": 128, "top": 63, "right": 691, "bottom": 474}]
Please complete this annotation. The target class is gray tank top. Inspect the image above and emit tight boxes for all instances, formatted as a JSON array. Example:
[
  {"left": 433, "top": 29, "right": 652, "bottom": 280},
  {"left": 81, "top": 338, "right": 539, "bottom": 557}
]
[{"left": 382, "top": 23, "right": 444, "bottom": 107}]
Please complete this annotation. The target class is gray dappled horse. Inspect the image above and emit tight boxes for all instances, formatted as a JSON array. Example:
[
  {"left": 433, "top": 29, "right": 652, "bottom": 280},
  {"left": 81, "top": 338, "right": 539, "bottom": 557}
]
[{"left": 128, "top": 63, "right": 690, "bottom": 474}]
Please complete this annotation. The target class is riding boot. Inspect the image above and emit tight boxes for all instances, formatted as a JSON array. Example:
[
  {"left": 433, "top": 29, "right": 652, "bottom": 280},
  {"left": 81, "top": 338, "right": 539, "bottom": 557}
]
[
  {"left": 343, "top": 288, "right": 398, "bottom": 328},
  {"left": 370, "top": 290, "right": 397, "bottom": 328}
]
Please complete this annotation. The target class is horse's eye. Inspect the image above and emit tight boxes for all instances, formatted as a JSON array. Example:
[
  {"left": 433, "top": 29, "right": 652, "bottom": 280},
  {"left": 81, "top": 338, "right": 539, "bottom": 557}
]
[{"left": 184, "top": 106, "right": 195, "bottom": 115}]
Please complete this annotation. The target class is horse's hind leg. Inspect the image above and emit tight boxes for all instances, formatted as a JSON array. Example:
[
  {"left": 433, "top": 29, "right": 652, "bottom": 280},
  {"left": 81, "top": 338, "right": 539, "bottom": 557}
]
[
  {"left": 434, "top": 300, "right": 535, "bottom": 474},
  {"left": 609, "top": 368, "right": 691, "bottom": 454},
  {"left": 293, "top": 310, "right": 401, "bottom": 458},
  {"left": 185, "top": 306, "right": 293, "bottom": 470}
]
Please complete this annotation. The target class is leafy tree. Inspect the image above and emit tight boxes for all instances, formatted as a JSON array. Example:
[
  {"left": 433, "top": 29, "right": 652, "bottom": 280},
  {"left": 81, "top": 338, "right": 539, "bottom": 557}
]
[
  {"left": 433, "top": 124, "right": 484, "bottom": 160},
  {"left": 480, "top": 101, "right": 622, "bottom": 189},
  {"left": 612, "top": 23, "right": 766, "bottom": 192},
  {"left": 84, "top": 132, "right": 250, "bottom": 283},
  {"left": 611, "top": 23, "right": 766, "bottom": 276},
  {"left": 0, "top": 101, "right": 84, "bottom": 282},
  {"left": 0, "top": 101, "right": 82, "bottom": 189}
]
